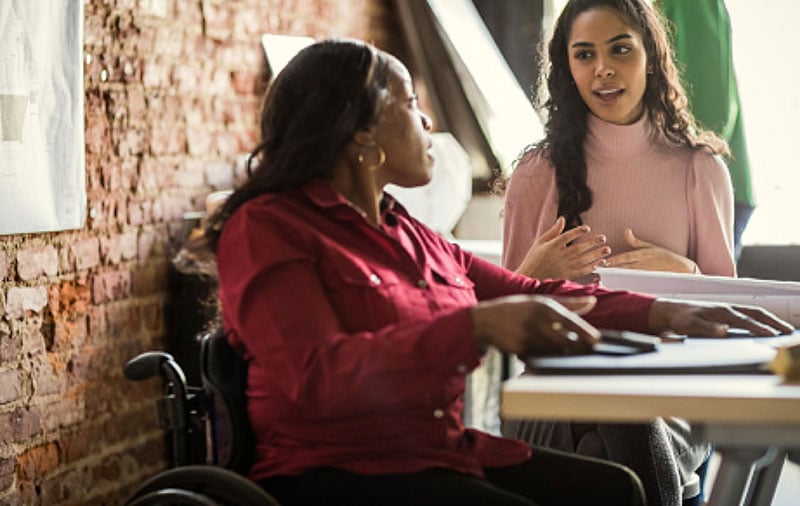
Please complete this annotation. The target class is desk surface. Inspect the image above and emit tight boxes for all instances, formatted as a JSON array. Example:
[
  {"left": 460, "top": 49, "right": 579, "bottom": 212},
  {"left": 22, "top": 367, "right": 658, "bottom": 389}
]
[{"left": 501, "top": 374, "right": 800, "bottom": 425}]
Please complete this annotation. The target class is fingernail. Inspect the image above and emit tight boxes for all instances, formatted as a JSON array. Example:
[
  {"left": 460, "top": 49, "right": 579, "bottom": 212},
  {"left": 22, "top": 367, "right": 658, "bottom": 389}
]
[{"left": 565, "top": 331, "right": 579, "bottom": 342}]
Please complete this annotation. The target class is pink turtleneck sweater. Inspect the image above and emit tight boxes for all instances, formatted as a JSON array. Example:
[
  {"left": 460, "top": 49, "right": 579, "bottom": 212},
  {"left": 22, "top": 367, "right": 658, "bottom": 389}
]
[{"left": 503, "top": 113, "right": 736, "bottom": 277}]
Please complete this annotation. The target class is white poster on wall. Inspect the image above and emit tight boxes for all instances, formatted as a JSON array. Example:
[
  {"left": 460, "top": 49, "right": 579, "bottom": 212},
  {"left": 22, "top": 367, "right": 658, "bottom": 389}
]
[{"left": 0, "top": 0, "right": 85, "bottom": 235}]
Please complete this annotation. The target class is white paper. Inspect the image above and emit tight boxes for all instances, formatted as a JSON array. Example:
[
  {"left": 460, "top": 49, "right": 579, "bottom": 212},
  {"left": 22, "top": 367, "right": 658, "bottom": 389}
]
[
  {"left": 597, "top": 267, "right": 800, "bottom": 295},
  {"left": 596, "top": 267, "right": 800, "bottom": 327},
  {"left": 0, "top": 0, "right": 85, "bottom": 234}
]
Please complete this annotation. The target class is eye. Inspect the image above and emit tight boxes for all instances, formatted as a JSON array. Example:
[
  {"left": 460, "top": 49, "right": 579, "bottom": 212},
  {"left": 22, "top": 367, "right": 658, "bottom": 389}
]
[
  {"left": 573, "top": 50, "right": 593, "bottom": 61},
  {"left": 612, "top": 44, "right": 632, "bottom": 56}
]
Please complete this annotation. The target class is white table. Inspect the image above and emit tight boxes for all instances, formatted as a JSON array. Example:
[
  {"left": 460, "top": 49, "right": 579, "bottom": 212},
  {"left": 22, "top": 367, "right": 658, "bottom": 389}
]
[{"left": 501, "top": 373, "right": 800, "bottom": 506}]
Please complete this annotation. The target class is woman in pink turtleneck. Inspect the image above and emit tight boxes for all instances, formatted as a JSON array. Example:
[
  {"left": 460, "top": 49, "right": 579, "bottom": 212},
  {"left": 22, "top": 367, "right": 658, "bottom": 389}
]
[
  {"left": 503, "top": 0, "right": 735, "bottom": 281},
  {"left": 501, "top": 2, "right": 735, "bottom": 506}
]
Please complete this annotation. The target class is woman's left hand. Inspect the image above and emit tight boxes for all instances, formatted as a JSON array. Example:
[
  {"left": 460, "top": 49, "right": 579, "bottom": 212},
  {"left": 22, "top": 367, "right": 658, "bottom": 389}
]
[
  {"left": 606, "top": 228, "right": 698, "bottom": 274},
  {"left": 648, "top": 298, "right": 795, "bottom": 337}
]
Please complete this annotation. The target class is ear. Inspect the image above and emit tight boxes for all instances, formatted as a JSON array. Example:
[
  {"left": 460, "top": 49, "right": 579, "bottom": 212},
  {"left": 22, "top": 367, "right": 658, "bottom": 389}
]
[{"left": 352, "top": 129, "right": 376, "bottom": 147}]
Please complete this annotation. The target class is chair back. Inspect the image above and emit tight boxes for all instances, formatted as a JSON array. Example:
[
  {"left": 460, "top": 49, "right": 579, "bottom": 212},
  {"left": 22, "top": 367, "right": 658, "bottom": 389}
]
[{"left": 199, "top": 327, "right": 254, "bottom": 475}]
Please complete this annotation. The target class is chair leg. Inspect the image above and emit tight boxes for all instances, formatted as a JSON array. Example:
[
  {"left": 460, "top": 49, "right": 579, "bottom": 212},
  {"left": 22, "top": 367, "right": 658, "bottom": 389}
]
[{"left": 743, "top": 447, "right": 786, "bottom": 506}]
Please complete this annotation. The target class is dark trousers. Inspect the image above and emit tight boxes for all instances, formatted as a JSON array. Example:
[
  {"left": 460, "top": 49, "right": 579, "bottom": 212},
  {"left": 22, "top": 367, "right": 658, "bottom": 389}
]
[{"left": 259, "top": 445, "right": 646, "bottom": 506}]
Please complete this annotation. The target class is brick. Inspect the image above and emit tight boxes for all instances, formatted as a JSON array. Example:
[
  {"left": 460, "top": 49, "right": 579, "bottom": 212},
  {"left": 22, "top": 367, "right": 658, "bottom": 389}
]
[
  {"left": 0, "top": 250, "right": 8, "bottom": 280},
  {"left": 60, "top": 427, "right": 99, "bottom": 464},
  {"left": 40, "top": 397, "right": 84, "bottom": 433},
  {"left": 186, "top": 127, "right": 213, "bottom": 156},
  {"left": 99, "top": 235, "right": 122, "bottom": 265},
  {"left": 92, "top": 455, "right": 121, "bottom": 483},
  {"left": 71, "top": 238, "right": 101, "bottom": 271},
  {"left": 142, "top": 57, "right": 171, "bottom": 88},
  {"left": 5, "top": 287, "right": 48, "bottom": 319},
  {"left": 131, "top": 261, "right": 169, "bottom": 297},
  {"left": 52, "top": 315, "right": 89, "bottom": 352},
  {"left": 139, "top": 0, "right": 169, "bottom": 18},
  {"left": 17, "top": 442, "right": 59, "bottom": 481},
  {"left": 16, "top": 246, "right": 59, "bottom": 281},
  {"left": 32, "top": 355, "right": 67, "bottom": 396},
  {"left": 119, "top": 232, "right": 139, "bottom": 261},
  {"left": 0, "top": 457, "right": 14, "bottom": 494},
  {"left": 1, "top": 407, "right": 42, "bottom": 442},
  {"left": 231, "top": 70, "right": 259, "bottom": 95},
  {"left": 91, "top": 271, "right": 132, "bottom": 304},
  {"left": 137, "top": 228, "right": 168, "bottom": 262},
  {"left": 204, "top": 160, "right": 234, "bottom": 189},
  {"left": 149, "top": 124, "right": 186, "bottom": 156},
  {"left": 105, "top": 303, "right": 143, "bottom": 341},
  {"left": 38, "top": 467, "right": 87, "bottom": 505},
  {"left": 0, "top": 370, "right": 21, "bottom": 404},
  {"left": 17, "top": 319, "right": 47, "bottom": 358},
  {"left": 174, "top": 64, "right": 203, "bottom": 93},
  {"left": 57, "top": 280, "right": 91, "bottom": 319}
]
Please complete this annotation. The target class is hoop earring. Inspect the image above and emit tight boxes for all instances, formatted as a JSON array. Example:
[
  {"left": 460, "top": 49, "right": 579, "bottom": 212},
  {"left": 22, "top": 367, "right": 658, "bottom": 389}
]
[{"left": 357, "top": 145, "right": 386, "bottom": 171}]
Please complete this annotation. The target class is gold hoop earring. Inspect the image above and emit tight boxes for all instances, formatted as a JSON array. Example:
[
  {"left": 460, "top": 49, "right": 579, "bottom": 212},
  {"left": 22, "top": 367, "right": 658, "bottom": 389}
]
[{"left": 357, "top": 145, "right": 386, "bottom": 171}]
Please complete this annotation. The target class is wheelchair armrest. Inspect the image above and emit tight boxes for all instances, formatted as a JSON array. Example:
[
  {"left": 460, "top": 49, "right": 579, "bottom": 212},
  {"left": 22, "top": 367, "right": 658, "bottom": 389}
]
[
  {"left": 123, "top": 350, "right": 198, "bottom": 466},
  {"left": 125, "top": 351, "right": 186, "bottom": 383}
]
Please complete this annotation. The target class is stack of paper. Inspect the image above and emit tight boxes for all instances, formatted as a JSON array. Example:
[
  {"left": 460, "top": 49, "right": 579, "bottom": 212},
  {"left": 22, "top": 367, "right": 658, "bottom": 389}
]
[{"left": 597, "top": 267, "right": 800, "bottom": 327}]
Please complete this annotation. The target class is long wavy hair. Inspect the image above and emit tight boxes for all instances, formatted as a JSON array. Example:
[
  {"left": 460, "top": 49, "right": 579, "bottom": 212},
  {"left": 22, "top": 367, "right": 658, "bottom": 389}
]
[
  {"left": 204, "top": 39, "right": 392, "bottom": 252},
  {"left": 531, "top": 0, "right": 728, "bottom": 229}
]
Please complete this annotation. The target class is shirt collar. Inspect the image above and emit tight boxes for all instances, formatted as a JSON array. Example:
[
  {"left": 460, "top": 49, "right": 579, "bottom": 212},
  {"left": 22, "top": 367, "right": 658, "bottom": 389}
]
[
  {"left": 585, "top": 111, "right": 656, "bottom": 161},
  {"left": 300, "top": 179, "right": 406, "bottom": 223}
]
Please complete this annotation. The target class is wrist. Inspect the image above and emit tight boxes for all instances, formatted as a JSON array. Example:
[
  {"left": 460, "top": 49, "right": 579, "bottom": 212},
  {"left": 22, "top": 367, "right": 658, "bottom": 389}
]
[{"left": 647, "top": 298, "right": 677, "bottom": 333}]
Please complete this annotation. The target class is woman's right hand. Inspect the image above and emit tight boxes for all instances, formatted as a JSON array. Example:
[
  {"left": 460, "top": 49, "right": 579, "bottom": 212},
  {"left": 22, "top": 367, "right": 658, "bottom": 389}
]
[
  {"left": 470, "top": 294, "right": 601, "bottom": 356},
  {"left": 516, "top": 217, "right": 610, "bottom": 281}
]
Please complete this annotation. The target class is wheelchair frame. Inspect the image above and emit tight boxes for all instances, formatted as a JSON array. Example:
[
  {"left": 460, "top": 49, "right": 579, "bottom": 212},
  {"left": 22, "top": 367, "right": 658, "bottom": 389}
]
[{"left": 123, "top": 328, "right": 281, "bottom": 506}]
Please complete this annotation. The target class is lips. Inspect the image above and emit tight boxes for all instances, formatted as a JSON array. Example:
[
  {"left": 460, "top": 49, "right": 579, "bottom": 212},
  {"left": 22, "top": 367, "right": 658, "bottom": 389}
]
[{"left": 593, "top": 87, "right": 624, "bottom": 103}]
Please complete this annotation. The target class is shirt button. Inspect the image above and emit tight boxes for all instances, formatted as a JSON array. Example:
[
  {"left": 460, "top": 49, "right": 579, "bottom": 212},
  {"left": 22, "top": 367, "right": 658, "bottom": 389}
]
[
  {"left": 454, "top": 276, "right": 464, "bottom": 286},
  {"left": 433, "top": 409, "right": 444, "bottom": 419},
  {"left": 456, "top": 363, "right": 468, "bottom": 374},
  {"left": 369, "top": 274, "right": 381, "bottom": 285},
  {"left": 417, "top": 279, "right": 428, "bottom": 289}
]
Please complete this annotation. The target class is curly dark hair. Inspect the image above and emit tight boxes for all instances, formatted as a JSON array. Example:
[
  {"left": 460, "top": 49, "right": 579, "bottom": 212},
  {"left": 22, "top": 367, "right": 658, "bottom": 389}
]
[
  {"left": 204, "top": 38, "right": 393, "bottom": 252},
  {"left": 530, "top": 0, "right": 728, "bottom": 229}
]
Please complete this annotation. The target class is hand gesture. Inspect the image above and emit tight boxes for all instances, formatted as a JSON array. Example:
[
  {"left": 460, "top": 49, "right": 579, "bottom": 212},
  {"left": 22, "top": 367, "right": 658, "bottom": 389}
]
[
  {"left": 606, "top": 228, "right": 698, "bottom": 274},
  {"left": 516, "top": 217, "right": 610, "bottom": 281},
  {"left": 648, "top": 298, "right": 795, "bottom": 337},
  {"left": 471, "top": 294, "right": 601, "bottom": 356}
]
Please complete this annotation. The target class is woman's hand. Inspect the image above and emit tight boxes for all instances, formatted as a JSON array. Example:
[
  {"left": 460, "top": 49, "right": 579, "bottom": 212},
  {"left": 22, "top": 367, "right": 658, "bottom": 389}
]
[
  {"left": 516, "top": 217, "right": 610, "bottom": 281},
  {"left": 606, "top": 228, "right": 698, "bottom": 273},
  {"left": 471, "top": 294, "right": 601, "bottom": 356},
  {"left": 648, "top": 298, "right": 795, "bottom": 337}
]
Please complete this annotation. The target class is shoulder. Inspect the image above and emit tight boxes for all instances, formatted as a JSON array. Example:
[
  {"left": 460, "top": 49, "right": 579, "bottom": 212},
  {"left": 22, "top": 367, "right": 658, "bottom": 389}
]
[
  {"left": 507, "top": 146, "right": 553, "bottom": 193},
  {"left": 218, "top": 193, "right": 300, "bottom": 256},
  {"left": 687, "top": 149, "right": 732, "bottom": 184},
  {"left": 511, "top": 146, "right": 551, "bottom": 176}
]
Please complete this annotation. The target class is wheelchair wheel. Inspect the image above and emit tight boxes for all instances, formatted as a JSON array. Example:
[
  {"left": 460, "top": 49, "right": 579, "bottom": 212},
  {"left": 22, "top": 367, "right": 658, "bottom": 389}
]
[{"left": 125, "top": 465, "right": 282, "bottom": 506}]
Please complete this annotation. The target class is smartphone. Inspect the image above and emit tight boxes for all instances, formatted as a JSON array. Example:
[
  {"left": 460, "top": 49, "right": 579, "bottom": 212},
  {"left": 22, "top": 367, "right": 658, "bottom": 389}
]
[{"left": 593, "top": 330, "right": 659, "bottom": 356}]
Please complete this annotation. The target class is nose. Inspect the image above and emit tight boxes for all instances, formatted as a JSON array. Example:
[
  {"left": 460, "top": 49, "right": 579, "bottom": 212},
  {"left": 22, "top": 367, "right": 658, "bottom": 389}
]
[
  {"left": 421, "top": 111, "right": 433, "bottom": 131},
  {"left": 595, "top": 58, "right": 615, "bottom": 78}
]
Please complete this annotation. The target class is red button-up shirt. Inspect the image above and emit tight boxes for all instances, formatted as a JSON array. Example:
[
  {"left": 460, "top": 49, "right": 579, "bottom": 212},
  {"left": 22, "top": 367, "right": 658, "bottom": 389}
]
[{"left": 216, "top": 179, "right": 654, "bottom": 482}]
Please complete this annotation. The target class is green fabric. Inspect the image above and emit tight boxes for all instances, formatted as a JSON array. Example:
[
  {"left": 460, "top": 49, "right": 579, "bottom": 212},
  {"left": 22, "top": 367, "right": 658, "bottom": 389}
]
[{"left": 658, "top": 0, "right": 755, "bottom": 205}]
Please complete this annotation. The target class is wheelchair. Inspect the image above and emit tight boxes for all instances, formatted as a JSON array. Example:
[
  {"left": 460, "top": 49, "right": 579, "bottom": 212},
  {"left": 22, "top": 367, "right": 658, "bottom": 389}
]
[{"left": 123, "top": 327, "right": 282, "bottom": 506}]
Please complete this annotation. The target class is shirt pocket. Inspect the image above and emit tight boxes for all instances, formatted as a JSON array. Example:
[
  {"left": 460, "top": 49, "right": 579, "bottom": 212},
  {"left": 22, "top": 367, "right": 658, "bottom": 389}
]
[
  {"left": 322, "top": 257, "right": 404, "bottom": 331},
  {"left": 429, "top": 265, "right": 477, "bottom": 309}
]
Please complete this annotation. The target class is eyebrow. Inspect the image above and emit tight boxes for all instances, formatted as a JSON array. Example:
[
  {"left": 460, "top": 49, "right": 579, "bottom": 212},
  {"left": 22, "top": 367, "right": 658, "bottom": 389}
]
[{"left": 570, "top": 33, "right": 634, "bottom": 49}]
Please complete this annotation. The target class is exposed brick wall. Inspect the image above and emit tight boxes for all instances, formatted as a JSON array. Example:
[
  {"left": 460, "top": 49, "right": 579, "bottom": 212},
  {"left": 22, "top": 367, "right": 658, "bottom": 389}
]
[{"left": 0, "top": 1, "right": 402, "bottom": 503}]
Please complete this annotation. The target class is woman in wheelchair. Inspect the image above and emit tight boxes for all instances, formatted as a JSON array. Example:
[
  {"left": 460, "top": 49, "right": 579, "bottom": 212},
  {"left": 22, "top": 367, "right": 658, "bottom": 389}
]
[{"left": 203, "top": 38, "right": 791, "bottom": 506}]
